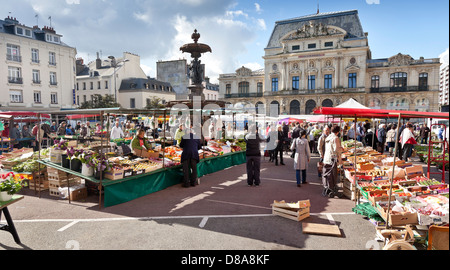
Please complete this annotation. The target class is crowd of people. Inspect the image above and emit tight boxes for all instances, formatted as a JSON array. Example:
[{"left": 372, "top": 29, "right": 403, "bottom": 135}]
[{"left": 241, "top": 119, "right": 447, "bottom": 198}]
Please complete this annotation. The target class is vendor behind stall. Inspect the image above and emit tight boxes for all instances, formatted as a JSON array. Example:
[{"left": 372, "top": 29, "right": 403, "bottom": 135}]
[{"left": 131, "top": 128, "right": 154, "bottom": 155}]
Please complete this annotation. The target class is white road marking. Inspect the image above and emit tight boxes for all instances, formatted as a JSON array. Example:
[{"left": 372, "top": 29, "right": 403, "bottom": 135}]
[
  {"left": 13, "top": 212, "right": 355, "bottom": 224},
  {"left": 326, "top": 213, "right": 336, "bottom": 225},
  {"left": 58, "top": 220, "right": 79, "bottom": 232},
  {"left": 199, "top": 217, "right": 208, "bottom": 228}
]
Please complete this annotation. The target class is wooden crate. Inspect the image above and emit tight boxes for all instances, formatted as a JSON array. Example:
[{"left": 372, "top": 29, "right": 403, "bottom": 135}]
[
  {"left": 343, "top": 186, "right": 357, "bottom": 201},
  {"left": 1, "top": 160, "right": 20, "bottom": 170},
  {"left": 49, "top": 178, "right": 81, "bottom": 189},
  {"left": 272, "top": 200, "right": 310, "bottom": 209},
  {"left": 27, "top": 180, "right": 49, "bottom": 191},
  {"left": 343, "top": 178, "right": 357, "bottom": 201},
  {"left": 272, "top": 206, "right": 310, "bottom": 222}
]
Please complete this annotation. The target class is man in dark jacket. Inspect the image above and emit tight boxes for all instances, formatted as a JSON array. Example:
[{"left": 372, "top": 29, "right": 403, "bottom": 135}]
[
  {"left": 245, "top": 124, "right": 262, "bottom": 186},
  {"left": 180, "top": 127, "right": 202, "bottom": 187},
  {"left": 376, "top": 124, "right": 387, "bottom": 153}
]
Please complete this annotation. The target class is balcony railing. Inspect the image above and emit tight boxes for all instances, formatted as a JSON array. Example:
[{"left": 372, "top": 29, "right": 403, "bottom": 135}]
[
  {"left": 224, "top": 92, "right": 263, "bottom": 98},
  {"left": 370, "top": 86, "right": 429, "bottom": 93},
  {"left": 8, "top": 76, "right": 23, "bottom": 84},
  {"left": 50, "top": 81, "right": 58, "bottom": 86},
  {"left": 6, "top": 54, "right": 22, "bottom": 62},
  {"left": 265, "top": 87, "right": 366, "bottom": 96},
  {"left": 223, "top": 88, "right": 369, "bottom": 98}
]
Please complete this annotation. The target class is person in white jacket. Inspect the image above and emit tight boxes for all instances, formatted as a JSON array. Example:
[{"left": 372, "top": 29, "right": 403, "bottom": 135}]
[{"left": 110, "top": 121, "right": 124, "bottom": 140}]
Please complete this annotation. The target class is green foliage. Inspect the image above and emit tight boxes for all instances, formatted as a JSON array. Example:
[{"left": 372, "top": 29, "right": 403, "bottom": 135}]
[{"left": 79, "top": 94, "right": 121, "bottom": 109}]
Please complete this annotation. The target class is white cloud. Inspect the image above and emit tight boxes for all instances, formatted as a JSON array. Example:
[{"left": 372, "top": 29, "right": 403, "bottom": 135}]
[
  {"left": 4, "top": 0, "right": 264, "bottom": 83},
  {"left": 255, "top": 3, "right": 262, "bottom": 13},
  {"left": 256, "top": 18, "right": 266, "bottom": 30},
  {"left": 239, "top": 62, "right": 263, "bottom": 71},
  {"left": 440, "top": 48, "right": 449, "bottom": 68}
]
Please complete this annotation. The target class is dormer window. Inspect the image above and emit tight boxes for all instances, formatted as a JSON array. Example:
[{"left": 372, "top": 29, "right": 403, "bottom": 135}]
[
  {"left": 15, "top": 26, "right": 32, "bottom": 38},
  {"left": 45, "top": 33, "right": 61, "bottom": 44}
]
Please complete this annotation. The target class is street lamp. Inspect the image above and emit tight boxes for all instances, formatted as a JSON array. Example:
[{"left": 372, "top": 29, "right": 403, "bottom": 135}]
[{"left": 108, "top": 56, "right": 129, "bottom": 103}]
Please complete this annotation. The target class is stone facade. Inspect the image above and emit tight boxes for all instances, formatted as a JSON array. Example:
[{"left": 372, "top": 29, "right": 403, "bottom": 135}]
[
  {"left": 0, "top": 17, "right": 77, "bottom": 111},
  {"left": 218, "top": 10, "right": 440, "bottom": 116},
  {"left": 76, "top": 52, "right": 147, "bottom": 106}
]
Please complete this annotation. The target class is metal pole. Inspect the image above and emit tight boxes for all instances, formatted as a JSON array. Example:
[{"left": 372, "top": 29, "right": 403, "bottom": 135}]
[
  {"left": 37, "top": 113, "right": 41, "bottom": 198},
  {"left": 385, "top": 113, "right": 402, "bottom": 230},
  {"left": 99, "top": 110, "right": 104, "bottom": 210}
]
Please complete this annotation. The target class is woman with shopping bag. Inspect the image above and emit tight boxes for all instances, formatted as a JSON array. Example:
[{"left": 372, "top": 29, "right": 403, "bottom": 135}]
[
  {"left": 290, "top": 130, "right": 311, "bottom": 187},
  {"left": 399, "top": 123, "right": 417, "bottom": 162}
]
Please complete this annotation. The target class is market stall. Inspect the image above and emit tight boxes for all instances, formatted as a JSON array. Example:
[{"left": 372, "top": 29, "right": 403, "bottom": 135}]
[
  {"left": 21, "top": 107, "right": 250, "bottom": 208},
  {"left": 313, "top": 106, "right": 449, "bottom": 248}
]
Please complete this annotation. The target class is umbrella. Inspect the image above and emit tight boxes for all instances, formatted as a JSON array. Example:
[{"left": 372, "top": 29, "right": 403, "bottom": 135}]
[{"left": 277, "top": 117, "right": 304, "bottom": 124}]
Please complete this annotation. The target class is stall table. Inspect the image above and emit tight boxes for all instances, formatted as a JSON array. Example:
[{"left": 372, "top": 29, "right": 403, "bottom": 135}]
[
  {"left": 0, "top": 195, "right": 23, "bottom": 244},
  {"left": 37, "top": 150, "right": 246, "bottom": 208}
]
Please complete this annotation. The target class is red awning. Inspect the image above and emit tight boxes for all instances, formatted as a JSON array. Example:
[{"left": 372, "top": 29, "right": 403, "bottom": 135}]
[
  {"left": 0, "top": 111, "right": 51, "bottom": 119},
  {"left": 66, "top": 114, "right": 100, "bottom": 120},
  {"left": 313, "top": 107, "right": 449, "bottom": 120}
]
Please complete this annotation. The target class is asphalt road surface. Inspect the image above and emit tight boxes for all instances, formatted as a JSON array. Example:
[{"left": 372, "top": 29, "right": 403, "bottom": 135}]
[{"left": 1, "top": 152, "right": 446, "bottom": 253}]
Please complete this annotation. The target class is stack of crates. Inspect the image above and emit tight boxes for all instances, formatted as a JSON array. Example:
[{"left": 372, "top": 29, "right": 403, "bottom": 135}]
[{"left": 47, "top": 167, "right": 82, "bottom": 197}]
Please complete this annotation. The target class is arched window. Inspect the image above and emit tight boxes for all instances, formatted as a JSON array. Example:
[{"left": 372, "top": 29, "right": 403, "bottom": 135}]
[
  {"left": 415, "top": 97, "right": 429, "bottom": 112},
  {"left": 322, "top": 99, "right": 333, "bottom": 107},
  {"left": 238, "top": 81, "right": 249, "bottom": 94},
  {"left": 387, "top": 97, "right": 409, "bottom": 110},
  {"left": 257, "top": 82, "right": 263, "bottom": 93},
  {"left": 255, "top": 101, "right": 264, "bottom": 115},
  {"left": 270, "top": 100, "right": 280, "bottom": 115},
  {"left": 368, "top": 98, "right": 381, "bottom": 109},
  {"left": 225, "top": 84, "right": 231, "bottom": 95},
  {"left": 305, "top": 99, "right": 316, "bottom": 114},
  {"left": 290, "top": 100, "right": 300, "bottom": 115}
]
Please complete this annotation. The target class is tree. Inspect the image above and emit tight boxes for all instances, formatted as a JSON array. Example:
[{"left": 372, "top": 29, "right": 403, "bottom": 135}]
[
  {"left": 79, "top": 94, "right": 121, "bottom": 109},
  {"left": 145, "top": 97, "right": 166, "bottom": 109}
]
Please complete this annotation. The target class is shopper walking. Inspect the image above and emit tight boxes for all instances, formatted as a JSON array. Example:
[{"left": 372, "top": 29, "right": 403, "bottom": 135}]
[
  {"left": 179, "top": 126, "right": 202, "bottom": 187},
  {"left": 322, "top": 125, "right": 343, "bottom": 197},
  {"left": 274, "top": 125, "right": 285, "bottom": 166},
  {"left": 245, "top": 124, "right": 262, "bottom": 186},
  {"left": 376, "top": 124, "right": 387, "bottom": 153},
  {"left": 110, "top": 121, "right": 124, "bottom": 140},
  {"left": 317, "top": 126, "right": 330, "bottom": 177},
  {"left": 419, "top": 124, "right": 430, "bottom": 145},
  {"left": 386, "top": 124, "right": 397, "bottom": 154},
  {"left": 400, "top": 123, "right": 416, "bottom": 162},
  {"left": 290, "top": 130, "right": 311, "bottom": 187}
]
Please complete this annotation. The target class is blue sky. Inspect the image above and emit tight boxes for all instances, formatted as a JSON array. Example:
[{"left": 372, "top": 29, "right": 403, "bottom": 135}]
[{"left": 2, "top": 0, "right": 448, "bottom": 82}]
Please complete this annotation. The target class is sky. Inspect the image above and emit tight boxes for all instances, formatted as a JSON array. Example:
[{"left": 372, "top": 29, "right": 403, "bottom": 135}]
[{"left": 2, "top": 0, "right": 449, "bottom": 83}]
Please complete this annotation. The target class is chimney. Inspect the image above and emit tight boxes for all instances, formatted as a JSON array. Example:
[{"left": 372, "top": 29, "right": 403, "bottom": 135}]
[{"left": 96, "top": 52, "right": 102, "bottom": 69}]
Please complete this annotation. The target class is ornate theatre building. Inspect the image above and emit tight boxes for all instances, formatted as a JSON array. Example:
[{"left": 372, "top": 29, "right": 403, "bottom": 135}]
[{"left": 218, "top": 10, "right": 440, "bottom": 116}]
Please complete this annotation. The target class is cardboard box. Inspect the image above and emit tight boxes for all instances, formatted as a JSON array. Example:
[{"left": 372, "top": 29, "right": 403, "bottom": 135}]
[
  {"left": 134, "top": 149, "right": 159, "bottom": 159},
  {"left": 376, "top": 201, "right": 418, "bottom": 226},
  {"left": 104, "top": 169, "right": 124, "bottom": 180},
  {"left": 368, "top": 190, "right": 396, "bottom": 206},
  {"left": 404, "top": 165, "right": 423, "bottom": 179},
  {"left": 357, "top": 163, "right": 375, "bottom": 171}
]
